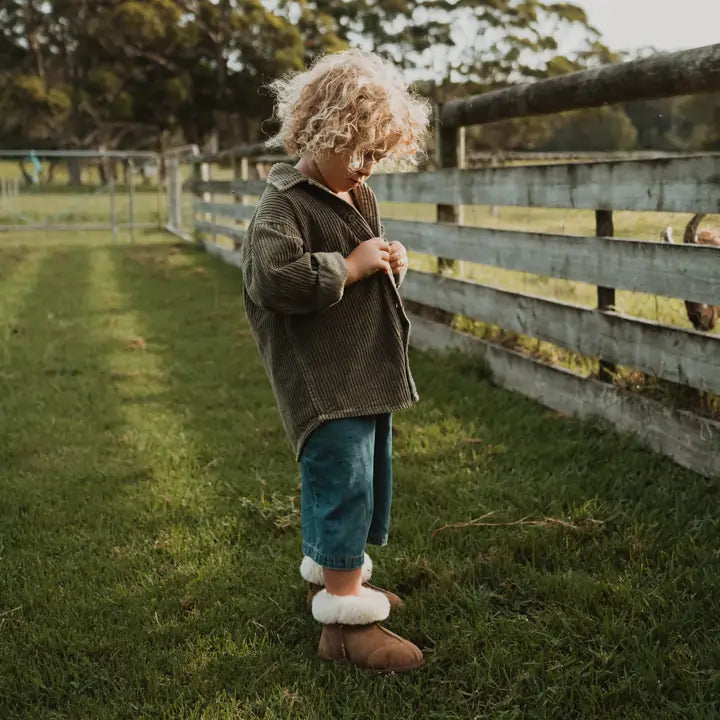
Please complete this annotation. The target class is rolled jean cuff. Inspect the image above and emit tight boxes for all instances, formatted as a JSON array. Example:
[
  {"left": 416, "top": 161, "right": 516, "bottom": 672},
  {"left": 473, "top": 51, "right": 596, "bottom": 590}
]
[
  {"left": 366, "top": 533, "right": 388, "bottom": 546},
  {"left": 301, "top": 542, "right": 366, "bottom": 570}
]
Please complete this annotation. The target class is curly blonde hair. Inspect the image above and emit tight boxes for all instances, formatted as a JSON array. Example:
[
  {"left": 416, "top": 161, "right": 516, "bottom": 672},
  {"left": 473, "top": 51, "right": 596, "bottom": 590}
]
[{"left": 265, "top": 49, "right": 430, "bottom": 166}]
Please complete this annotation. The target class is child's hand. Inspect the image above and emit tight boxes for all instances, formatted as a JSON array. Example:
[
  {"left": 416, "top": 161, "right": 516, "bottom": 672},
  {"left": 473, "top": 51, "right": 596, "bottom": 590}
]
[
  {"left": 388, "top": 241, "right": 408, "bottom": 275},
  {"left": 345, "top": 237, "right": 391, "bottom": 286}
]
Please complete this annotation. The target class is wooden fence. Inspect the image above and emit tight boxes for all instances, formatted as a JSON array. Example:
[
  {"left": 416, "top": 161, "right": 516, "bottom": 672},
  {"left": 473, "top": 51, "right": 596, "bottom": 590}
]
[{"left": 188, "top": 43, "right": 720, "bottom": 478}]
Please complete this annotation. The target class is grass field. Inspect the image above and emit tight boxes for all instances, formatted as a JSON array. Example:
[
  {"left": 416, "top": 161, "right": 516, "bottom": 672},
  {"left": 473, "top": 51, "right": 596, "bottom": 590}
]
[{"left": 1, "top": 231, "right": 719, "bottom": 719}]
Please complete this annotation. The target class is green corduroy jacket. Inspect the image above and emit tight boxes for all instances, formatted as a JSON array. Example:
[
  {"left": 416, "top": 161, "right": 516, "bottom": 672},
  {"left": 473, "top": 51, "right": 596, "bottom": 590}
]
[{"left": 240, "top": 162, "right": 418, "bottom": 459}]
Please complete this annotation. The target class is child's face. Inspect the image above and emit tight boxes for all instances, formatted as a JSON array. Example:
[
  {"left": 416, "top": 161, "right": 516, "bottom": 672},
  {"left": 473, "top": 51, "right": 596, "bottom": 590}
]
[{"left": 315, "top": 149, "right": 390, "bottom": 193}]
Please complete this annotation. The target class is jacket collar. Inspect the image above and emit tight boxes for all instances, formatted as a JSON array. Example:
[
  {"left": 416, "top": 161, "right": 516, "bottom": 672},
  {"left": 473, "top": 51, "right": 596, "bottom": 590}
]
[
  {"left": 266, "top": 162, "right": 380, "bottom": 234},
  {"left": 266, "top": 162, "right": 311, "bottom": 192}
]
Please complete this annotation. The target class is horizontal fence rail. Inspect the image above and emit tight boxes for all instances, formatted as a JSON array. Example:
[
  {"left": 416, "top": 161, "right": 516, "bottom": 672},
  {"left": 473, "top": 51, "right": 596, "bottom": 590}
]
[
  {"left": 193, "top": 143, "right": 293, "bottom": 164},
  {"left": 195, "top": 219, "right": 247, "bottom": 243},
  {"left": 195, "top": 200, "right": 256, "bottom": 221},
  {"left": 466, "top": 150, "right": 711, "bottom": 164},
  {"left": 441, "top": 43, "right": 720, "bottom": 128},
  {"left": 200, "top": 238, "right": 243, "bottom": 266},
  {"left": 369, "top": 155, "right": 720, "bottom": 212},
  {"left": 409, "top": 313, "right": 720, "bottom": 477},
  {"left": 384, "top": 220, "right": 720, "bottom": 307},
  {"left": 189, "top": 179, "right": 267, "bottom": 196},
  {"left": 402, "top": 270, "right": 720, "bottom": 395},
  {"left": 0, "top": 149, "right": 160, "bottom": 160},
  {"left": 188, "top": 45, "right": 720, "bottom": 477}
]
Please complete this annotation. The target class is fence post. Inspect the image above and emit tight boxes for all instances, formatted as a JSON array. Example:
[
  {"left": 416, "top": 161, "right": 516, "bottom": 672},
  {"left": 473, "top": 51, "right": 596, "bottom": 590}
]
[
  {"left": 235, "top": 155, "right": 249, "bottom": 250},
  {"left": 155, "top": 158, "right": 163, "bottom": 231},
  {"left": 192, "top": 160, "right": 210, "bottom": 243},
  {"left": 429, "top": 105, "right": 465, "bottom": 324},
  {"left": 128, "top": 158, "right": 136, "bottom": 244},
  {"left": 109, "top": 172, "right": 117, "bottom": 241},
  {"left": 436, "top": 111, "right": 465, "bottom": 274},
  {"left": 596, "top": 209, "right": 616, "bottom": 382},
  {"left": 207, "top": 158, "right": 216, "bottom": 243},
  {"left": 191, "top": 161, "right": 200, "bottom": 241},
  {"left": 166, "top": 156, "right": 180, "bottom": 231}
]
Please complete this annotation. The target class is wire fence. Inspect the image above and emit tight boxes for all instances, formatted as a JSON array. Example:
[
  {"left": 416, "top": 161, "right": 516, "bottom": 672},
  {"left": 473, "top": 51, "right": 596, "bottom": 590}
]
[{"left": 0, "top": 150, "right": 164, "bottom": 241}]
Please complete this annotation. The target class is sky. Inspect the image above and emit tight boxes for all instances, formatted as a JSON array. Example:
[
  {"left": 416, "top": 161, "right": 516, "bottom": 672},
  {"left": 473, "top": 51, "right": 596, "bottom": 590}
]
[{"left": 571, "top": 0, "right": 720, "bottom": 54}]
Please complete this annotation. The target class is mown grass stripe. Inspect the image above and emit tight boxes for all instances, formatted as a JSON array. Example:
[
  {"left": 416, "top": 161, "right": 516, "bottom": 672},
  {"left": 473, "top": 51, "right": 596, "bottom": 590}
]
[{"left": 1, "top": 233, "right": 718, "bottom": 719}]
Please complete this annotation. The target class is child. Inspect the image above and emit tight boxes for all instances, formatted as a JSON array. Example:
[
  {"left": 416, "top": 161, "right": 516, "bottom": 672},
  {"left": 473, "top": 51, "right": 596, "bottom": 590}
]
[{"left": 241, "top": 49, "right": 430, "bottom": 672}]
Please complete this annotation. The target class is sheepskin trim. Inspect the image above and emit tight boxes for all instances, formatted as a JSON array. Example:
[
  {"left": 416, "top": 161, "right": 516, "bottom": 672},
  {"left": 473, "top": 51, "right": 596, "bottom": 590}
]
[
  {"left": 361, "top": 553, "right": 372, "bottom": 583},
  {"left": 299, "top": 556, "right": 326, "bottom": 585},
  {"left": 312, "top": 587, "right": 390, "bottom": 625},
  {"left": 300, "top": 553, "right": 373, "bottom": 585}
]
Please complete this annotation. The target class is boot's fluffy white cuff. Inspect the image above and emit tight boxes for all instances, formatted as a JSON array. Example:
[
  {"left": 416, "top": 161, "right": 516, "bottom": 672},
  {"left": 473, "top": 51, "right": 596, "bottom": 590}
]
[
  {"left": 300, "top": 553, "right": 372, "bottom": 586},
  {"left": 311, "top": 586, "right": 390, "bottom": 625}
]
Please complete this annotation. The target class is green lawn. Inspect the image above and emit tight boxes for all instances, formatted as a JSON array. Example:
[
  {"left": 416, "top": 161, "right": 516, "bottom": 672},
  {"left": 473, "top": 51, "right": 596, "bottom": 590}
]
[{"left": 1, "top": 231, "right": 718, "bottom": 718}]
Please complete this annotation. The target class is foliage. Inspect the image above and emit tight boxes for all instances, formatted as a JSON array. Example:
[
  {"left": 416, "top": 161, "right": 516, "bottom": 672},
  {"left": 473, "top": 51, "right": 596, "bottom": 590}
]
[
  {"left": 541, "top": 106, "right": 638, "bottom": 151},
  {"left": 0, "top": 1, "right": 717, "bottom": 154},
  {"left": 0, "top": 0, "right": 614, "bottom": 150}
]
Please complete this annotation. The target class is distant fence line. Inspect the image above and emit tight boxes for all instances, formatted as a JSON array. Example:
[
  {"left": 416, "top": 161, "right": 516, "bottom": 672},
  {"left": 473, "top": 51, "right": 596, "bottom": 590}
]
[{"left": 183, "top": 43, "right": 720, "bottom": 478}]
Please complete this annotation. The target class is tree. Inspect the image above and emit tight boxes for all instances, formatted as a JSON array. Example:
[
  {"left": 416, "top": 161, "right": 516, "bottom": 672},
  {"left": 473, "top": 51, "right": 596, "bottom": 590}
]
[
  {"left": 0, "top": 0, "right": 626, "bottom": 152},
  {"left": 542, "top": 106, "right": 638, "bottom": 152}
]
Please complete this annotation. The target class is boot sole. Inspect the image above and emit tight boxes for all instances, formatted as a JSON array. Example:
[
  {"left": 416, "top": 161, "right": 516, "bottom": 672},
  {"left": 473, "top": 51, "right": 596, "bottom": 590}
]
[{"left": 317, "top": 651, "right": 425, "bottom": 674}]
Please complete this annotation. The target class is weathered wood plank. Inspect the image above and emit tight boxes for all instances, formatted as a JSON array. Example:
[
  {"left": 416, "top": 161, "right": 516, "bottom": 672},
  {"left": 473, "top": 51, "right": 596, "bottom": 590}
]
[
  {"left": 408, "top": 313, "right": 720, "bottom": 478},
  {"left": 369, "top": 155, "right": 720, "bottom": 212},
  {"left": 441, "top": 44, "right": 720, "bottom": 128},
  {"left": 595, "top": 210, "right": 616, "bottom": 381},
  {"left": 193, "top": 142, "right": 292, "bottom": 163},
  {"left": 402, "top": 270, "right": 720, "bottom": 394},
  {"left": 195, "top": 220, "right": 247, "bottom": 243},
  {"left": 466, "top": 150, "right": 708, "bottom": 164},
  {"left": 195, "top": 201, "right": 256, "bottom": 222},
  {"left": 199, "top": 237, "right": 243, "bottom": 267},
  {"left": 384, "top": 220, "right": 720, "bottom": 307},
  {"left": 189, "top": 179, "right": 267, "bottom": 196}
]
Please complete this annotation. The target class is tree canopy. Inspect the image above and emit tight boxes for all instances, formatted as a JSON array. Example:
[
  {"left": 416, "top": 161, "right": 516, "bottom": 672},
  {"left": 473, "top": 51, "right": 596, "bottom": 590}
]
[{"left": 0, "top": 1, "right": 716, "bottom": 152}]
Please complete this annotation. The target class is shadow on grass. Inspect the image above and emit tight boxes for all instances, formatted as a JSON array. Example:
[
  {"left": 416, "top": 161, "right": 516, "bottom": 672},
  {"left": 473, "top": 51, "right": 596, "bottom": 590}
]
[
  {"left": 107, "top": 243, "right": 720, "bottom": 714},
  {"left": 3, "top": 239, "right": 718, "bottom": 718},
  {"left": 0, "top": 243, "right": 313, "bottom": 717}
]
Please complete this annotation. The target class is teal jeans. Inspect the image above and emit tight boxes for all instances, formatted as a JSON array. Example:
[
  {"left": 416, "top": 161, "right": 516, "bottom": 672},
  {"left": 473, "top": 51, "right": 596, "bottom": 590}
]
[{"left": 300, "top": 414, "right": 392, "bottom": 570}]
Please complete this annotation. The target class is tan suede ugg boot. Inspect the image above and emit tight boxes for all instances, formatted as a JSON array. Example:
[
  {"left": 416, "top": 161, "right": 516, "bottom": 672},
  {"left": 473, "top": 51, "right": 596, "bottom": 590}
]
[
  {"left": 300, "top": 554, "right": 403, "bottom": 611},
  {"left": 311, "top": 587, "right": 424, "bottom": 673}
]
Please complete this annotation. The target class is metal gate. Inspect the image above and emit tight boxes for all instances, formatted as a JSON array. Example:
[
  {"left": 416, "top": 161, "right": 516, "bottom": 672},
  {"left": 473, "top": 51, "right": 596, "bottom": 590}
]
[{"left": 0, "top": 149, "right": 164, "bottom": 241}]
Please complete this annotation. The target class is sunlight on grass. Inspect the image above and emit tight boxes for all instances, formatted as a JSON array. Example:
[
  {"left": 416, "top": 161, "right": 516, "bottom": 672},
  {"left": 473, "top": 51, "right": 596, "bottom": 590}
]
[{"left": 1, "top": 233, "right": 718, "bottom": 719}]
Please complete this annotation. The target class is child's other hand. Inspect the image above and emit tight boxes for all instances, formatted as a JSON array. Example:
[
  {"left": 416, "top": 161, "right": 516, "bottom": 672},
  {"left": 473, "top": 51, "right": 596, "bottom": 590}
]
[
  {"left": 388, "top": 241, "right": 407, "bottom": 275},
  {"left": 345, "top": 237, "right": 391, "bottom": 286}
]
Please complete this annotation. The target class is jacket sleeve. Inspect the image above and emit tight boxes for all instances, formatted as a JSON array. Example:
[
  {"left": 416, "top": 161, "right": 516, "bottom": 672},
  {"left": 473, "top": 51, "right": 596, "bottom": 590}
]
[{"left": 241, "top": 222, "right": 349, "bottom": 314}]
